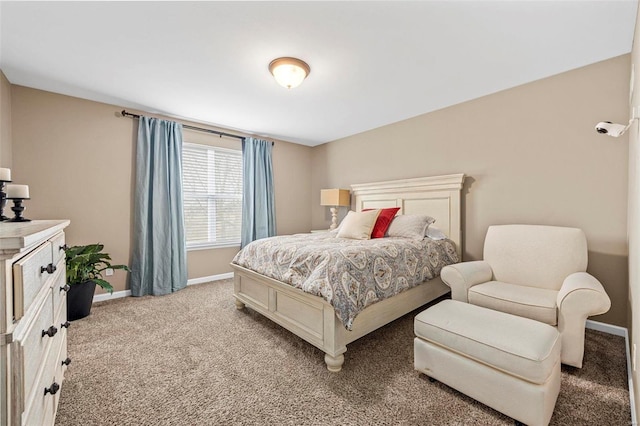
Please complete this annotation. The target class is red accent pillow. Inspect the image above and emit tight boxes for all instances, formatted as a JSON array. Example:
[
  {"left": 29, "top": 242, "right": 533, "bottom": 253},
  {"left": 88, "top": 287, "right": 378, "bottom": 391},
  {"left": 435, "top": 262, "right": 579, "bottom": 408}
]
[{"left": 363, "top": 207, "right": 401, "bottom": 238}]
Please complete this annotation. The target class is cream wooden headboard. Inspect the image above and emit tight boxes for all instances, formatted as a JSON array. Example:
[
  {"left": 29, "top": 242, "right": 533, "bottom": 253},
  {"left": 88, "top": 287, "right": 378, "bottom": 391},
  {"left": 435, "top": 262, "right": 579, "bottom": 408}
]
[{"left": 351, "top": 173, "right": 465, "bottom": 257}]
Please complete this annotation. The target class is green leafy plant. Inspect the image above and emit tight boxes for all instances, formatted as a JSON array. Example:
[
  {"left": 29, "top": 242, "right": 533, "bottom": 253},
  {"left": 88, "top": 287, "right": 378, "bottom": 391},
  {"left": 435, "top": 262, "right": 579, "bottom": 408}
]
[{"left": 65, "top": 243, "right": 129, "bottom": 294}]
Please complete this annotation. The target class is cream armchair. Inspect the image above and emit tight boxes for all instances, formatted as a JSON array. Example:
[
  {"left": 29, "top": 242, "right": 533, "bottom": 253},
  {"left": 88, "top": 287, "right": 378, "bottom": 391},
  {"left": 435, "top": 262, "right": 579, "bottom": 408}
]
[{"left": 441, "top": 224, "right": 611, "bottom": 368}]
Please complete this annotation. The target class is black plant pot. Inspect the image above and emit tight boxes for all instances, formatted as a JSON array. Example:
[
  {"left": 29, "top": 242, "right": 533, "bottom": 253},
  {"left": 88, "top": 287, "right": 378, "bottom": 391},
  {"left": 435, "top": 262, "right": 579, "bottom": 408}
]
[{"left": 67, "top": 280, "right": 96, "bottom": 321}]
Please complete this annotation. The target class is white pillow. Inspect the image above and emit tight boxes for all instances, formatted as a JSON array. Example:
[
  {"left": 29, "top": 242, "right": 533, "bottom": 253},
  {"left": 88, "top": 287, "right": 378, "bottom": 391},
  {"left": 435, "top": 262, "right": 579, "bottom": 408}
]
[
  {"left": 426, "top": 225, "right": 447, "bottom": 240},
  {"left": 337, "top": 210, "right": 381, "bottom": 240},
  {"left": 386, "top": 214, "right": 435, "bottom": 240}
]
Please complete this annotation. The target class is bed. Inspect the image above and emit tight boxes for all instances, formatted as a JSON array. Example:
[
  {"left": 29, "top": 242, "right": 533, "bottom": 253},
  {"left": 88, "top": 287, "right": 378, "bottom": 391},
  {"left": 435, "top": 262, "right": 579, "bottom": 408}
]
[{"left": 230, "top": 173, "right": 465, "bottom": 372}]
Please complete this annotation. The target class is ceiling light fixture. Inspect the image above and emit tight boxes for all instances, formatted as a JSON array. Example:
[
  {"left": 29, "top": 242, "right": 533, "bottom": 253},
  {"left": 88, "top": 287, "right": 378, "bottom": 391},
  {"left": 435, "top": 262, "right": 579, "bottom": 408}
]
[{"left": 269, "top": 57, "right": 310, "bottom": 89}]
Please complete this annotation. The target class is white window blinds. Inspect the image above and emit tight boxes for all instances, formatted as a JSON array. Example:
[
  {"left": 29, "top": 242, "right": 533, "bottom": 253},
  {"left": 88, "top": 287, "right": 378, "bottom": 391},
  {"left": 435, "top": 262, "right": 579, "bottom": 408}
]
[{"left": 183, "top": 143, "right": 243, "bottom": 248}]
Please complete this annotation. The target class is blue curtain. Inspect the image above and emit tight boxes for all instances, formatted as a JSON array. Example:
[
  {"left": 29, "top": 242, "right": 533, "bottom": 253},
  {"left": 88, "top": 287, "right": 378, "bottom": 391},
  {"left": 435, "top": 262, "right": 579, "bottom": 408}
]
[
  {"left": 130, "top": 116, "right": 187, "bottom": 296},
  {"left": 241, "top": 138, "right": 276, "bottom": 247}
]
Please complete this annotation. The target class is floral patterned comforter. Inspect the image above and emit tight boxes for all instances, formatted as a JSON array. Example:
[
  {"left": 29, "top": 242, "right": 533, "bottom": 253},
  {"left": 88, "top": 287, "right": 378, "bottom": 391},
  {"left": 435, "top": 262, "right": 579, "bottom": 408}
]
[{"left": 232, "top": 232, "right": 459, "bottom": 330}]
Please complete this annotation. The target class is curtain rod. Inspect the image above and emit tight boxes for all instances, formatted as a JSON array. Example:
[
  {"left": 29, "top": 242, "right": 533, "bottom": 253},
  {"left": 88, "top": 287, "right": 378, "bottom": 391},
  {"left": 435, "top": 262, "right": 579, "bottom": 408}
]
[{"left": 121, "top": 110, "right": 254, "bottom": 142}]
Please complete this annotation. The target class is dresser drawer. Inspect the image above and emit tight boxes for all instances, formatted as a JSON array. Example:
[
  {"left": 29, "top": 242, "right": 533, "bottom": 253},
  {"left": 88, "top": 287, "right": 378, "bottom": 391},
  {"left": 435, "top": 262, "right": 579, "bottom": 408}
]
[
  {"left": 55, "top": 329, "right": 69, "bottom": 380},
  {"left": 13, "top": 241, "right": 54, "bottom": 320},
  {"left": 23, "top": 336, "right": 60, "bottom": 426},
  {"left": 54, "top": 293, "right": 68, "bottom": 348},
  {"left": 20, "top": 289, "right": 56, "bottom": 407},
  {"left": 50, "top": 232, "right": 66, "bottom": 267},
  {"left": 51, "top": 258, "right": 67, "bottom": 318},
  {"left": 53, "top": 330, "right": 68, "bottom": 418}
]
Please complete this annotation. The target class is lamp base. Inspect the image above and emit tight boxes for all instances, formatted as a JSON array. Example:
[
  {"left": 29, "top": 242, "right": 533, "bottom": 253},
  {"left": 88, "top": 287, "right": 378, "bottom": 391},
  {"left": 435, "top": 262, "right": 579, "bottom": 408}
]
[{"left": 329, "top": 207, "right": 338, "bottom": 231}]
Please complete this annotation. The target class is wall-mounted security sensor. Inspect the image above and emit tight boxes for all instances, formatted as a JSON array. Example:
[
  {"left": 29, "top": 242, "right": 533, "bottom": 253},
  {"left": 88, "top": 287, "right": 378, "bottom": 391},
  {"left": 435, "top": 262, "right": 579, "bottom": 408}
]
[
  {"left": 595, "top": 121, "right": 629, "bottom": 137},
  {"left": 595, "top": 118, "right": 638, "bottom": 137}
]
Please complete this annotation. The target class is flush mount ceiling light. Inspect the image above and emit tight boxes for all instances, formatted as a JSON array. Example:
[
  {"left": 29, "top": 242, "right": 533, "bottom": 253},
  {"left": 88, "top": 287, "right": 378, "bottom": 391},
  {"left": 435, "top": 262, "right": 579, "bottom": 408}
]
[{"left": 269, "top": 57, "right": 310, "bottom": 89}]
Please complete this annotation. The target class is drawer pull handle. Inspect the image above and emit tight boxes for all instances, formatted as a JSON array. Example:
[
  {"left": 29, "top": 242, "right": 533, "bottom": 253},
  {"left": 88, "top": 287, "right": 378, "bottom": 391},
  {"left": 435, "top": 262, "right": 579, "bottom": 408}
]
[
  {"left": 61, "top": 357, "right": 72, "bottom": 367},
  {"left": 44, "top": 382, "right": 60, "bottom": 395},
  {"left": 41, "top": 263, "right": 57, "bottom": 274},
  {"left": 61, "top": 321, "right": 70, "bottom": 329},
  {"left": 60, "top": 284, "right": 70, "bottom": 292},
  {"left": 42, "top": 326, "right": 58, "bottom": 338},
  {"left": 59, "top": 244, "right": 68, "bottom": 251}
]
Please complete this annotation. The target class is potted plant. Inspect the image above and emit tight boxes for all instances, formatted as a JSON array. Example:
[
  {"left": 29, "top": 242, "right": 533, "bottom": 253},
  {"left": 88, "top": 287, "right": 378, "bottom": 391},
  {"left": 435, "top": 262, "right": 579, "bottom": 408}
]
[{"left": 65, "top": 243, "right": 129, "bottom": 321}]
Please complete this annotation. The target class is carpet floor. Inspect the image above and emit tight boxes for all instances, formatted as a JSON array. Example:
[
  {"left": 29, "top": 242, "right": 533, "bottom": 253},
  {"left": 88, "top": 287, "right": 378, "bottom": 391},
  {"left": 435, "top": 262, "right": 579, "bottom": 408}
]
[{"left": 55, "top": 280, "right": 630, "bottom": 425}]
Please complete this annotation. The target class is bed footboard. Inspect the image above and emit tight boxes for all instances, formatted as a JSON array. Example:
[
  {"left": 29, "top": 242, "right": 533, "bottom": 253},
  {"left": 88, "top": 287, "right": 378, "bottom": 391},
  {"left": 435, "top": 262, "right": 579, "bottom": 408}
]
[
  {"left": 232, "top": 264, "right": 347, "bottom": 371},
  {"left": 231, "top": 263, "right": 449, "bottom": 372}
]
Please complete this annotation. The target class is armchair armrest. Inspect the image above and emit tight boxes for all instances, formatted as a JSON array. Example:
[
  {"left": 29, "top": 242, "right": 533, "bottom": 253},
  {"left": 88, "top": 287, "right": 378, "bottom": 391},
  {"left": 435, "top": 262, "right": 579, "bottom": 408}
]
[
  {"left": 556, "top": 272, "right": 611, "bottom": 368},
  {"left": 440, "top": 261, "right": 493, "bottom": 302},
  {"left": 557, "top": 272, "right": 611, "bottom": 316}
]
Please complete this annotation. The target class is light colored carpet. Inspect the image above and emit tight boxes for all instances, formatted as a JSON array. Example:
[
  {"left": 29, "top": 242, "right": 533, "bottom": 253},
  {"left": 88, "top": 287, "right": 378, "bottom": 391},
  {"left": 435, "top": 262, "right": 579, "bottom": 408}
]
[{"left": 55, "top": 280, "right": 630, "bottom": 425}]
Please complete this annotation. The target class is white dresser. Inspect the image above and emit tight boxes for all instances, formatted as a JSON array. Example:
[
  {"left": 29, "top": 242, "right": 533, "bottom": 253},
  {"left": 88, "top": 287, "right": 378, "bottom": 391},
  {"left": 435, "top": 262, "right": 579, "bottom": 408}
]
[{"left": 0, "top": 220, "right": 70, "bottom": 426}]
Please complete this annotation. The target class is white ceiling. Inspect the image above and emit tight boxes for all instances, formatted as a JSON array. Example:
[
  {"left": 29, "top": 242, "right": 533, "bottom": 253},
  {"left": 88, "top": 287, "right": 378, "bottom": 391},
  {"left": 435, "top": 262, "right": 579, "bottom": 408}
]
[{"left": 0, "top": 1, "right": 637, "bottom": 146}]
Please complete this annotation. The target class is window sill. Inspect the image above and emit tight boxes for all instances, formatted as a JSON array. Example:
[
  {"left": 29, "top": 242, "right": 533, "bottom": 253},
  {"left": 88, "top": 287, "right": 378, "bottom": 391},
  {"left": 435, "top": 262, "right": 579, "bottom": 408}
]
[{"left": 187, "top": 243, "right": 241, "bottom": 251}]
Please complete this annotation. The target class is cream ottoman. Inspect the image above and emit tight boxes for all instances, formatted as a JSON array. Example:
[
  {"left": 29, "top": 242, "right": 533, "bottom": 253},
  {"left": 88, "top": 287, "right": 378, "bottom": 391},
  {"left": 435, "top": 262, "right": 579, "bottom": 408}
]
[{"left": 414, "top": 300, "right": 561, "bottom": 426}]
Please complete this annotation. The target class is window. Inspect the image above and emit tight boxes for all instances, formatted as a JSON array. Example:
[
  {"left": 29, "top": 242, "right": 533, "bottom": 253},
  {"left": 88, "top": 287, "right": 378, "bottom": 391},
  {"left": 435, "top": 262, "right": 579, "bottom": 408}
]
[{"left": 182, "top": 143, "right": 242, "bottom": 249}]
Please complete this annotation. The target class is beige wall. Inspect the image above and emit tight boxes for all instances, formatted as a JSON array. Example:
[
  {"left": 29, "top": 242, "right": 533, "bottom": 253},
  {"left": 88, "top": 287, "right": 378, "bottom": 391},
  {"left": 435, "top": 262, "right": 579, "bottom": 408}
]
[
  {"left": 0, "top": 71, "right": 11, "bottom": 167},
  {"left": 10, "top": 86, "right": 312, "bottom": 294},
  {"left": 312, "top": 55, "right": 630, "bottom": 327},
  {"left": 628, "top": 5, "right": 640, "bottom": 422},
  {"left": 5, "top": 55, "right": 630, "bottom": 326}
]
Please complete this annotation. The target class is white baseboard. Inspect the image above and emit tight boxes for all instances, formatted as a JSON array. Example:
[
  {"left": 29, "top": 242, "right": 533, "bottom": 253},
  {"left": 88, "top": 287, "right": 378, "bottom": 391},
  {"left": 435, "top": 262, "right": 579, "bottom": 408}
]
[
  {"left": 626, "top": 328, "right": 638, "bottom": 426},
  {"left": 585, "top": 319, "right": 627, "bottom": 337},
  {"left": 623, "top": 326, "right": 637, "bottom": 426},
  {"left": 91, "top": 272, "right": 234, "bottom": 303},
  {"left": 92, "top": 289, "right": 131, "bottom": 303},
  {"left": 187, "top": 272, "right": 233, "bottom": 286}
]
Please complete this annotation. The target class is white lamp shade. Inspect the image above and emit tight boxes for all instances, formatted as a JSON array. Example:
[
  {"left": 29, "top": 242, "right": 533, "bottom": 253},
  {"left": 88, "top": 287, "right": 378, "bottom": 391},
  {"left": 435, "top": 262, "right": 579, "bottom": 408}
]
[{"left": 269, "top": 57, "right": 310, "bottom": 89}]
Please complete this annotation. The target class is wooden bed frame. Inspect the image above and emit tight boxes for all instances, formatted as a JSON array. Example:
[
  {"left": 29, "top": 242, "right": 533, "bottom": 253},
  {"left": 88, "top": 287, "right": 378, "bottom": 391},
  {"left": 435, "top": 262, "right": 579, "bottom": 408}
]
[{"left": 231, "top": 173, "right": 465, "bottom": 372}]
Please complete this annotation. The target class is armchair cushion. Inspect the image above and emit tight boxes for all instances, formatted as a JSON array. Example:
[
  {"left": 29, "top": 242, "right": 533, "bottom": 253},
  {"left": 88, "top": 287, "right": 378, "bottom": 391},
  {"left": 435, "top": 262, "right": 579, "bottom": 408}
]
[{"left": 469, "top": 282, "right": 559, "bottom": 326}]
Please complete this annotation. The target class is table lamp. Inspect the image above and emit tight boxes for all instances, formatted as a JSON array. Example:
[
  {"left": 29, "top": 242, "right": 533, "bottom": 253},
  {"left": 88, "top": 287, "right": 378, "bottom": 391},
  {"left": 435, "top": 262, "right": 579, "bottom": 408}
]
[{"left": 320, "top": 189, "right": 350, "bottom": 230}]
